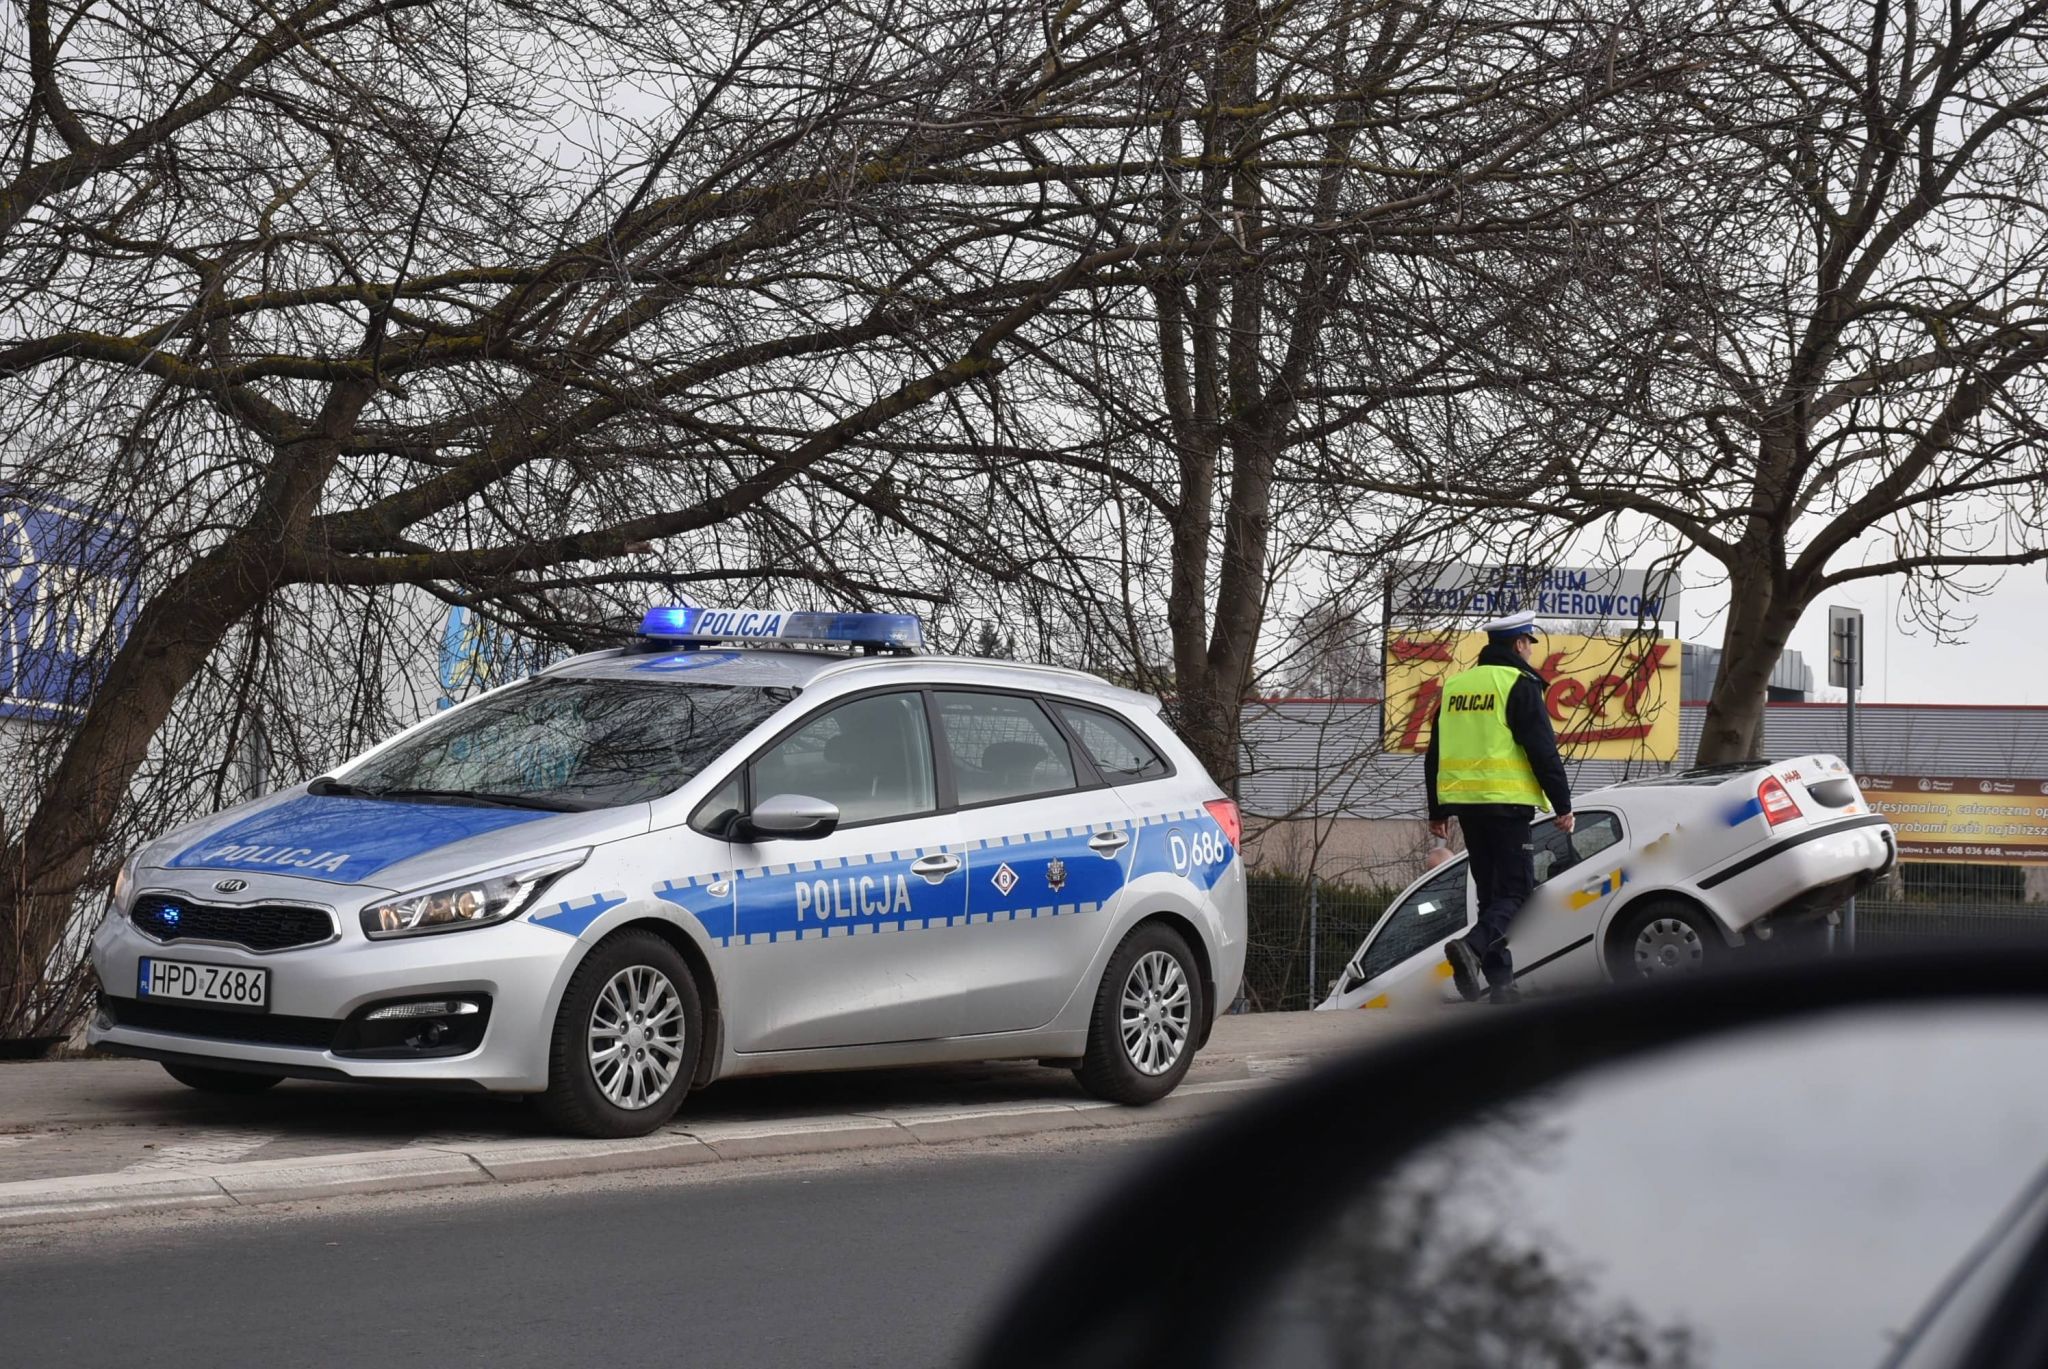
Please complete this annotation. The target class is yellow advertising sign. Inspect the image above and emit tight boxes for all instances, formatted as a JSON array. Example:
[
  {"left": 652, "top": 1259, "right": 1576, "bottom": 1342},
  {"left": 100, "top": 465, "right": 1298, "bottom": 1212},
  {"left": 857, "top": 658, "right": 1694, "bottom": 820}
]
[
  {"left": 1857, "top": 775, "right": 2048, "bottom": 865},
  {"left": 1383, "top": 630, "right": 1680, "bottom": 762}
]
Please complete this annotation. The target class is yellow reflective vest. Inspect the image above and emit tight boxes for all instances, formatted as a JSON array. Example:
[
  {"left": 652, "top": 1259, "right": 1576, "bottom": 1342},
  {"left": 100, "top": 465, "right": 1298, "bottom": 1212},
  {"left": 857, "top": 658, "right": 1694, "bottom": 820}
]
[{"left": 1433, "top": 664, "right": 1549, "bottom": 809}]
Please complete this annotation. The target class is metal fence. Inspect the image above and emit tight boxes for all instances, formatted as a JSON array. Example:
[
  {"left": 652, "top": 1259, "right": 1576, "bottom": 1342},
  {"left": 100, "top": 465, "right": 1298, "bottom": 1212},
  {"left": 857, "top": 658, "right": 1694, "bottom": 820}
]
[
  {"left": 1234, "top": 860, "right": 2046, "bottom": 1012},
  {"left": 1237, "top": 874, "right": 1397, "bottom": 1013},
  {"left": 1854, "top": 861, "right": 2048, "bottom": 945}
]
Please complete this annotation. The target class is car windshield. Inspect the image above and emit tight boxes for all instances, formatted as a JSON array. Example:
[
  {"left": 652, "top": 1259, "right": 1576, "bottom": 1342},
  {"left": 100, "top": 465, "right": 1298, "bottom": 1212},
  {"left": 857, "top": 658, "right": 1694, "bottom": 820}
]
[{"left": 340, "top": 677, "right": 787, "bottom": 809}]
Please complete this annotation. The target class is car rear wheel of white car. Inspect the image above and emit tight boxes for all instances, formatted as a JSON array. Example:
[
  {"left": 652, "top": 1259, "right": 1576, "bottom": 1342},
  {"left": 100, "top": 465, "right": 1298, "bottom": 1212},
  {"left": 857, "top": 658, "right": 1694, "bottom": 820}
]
[
  {"left": 1608, "top": 899, "right": 1720, "bottom": 981},
  {"left": 1076, "top": 923, "right": 1203, "bottom": 1106},
  {"left": 162, "top": 1063, "right": 285, "bottom": 1095},
  {"left": 538, "top": 930, "right": 703, "bottom": 1138}
]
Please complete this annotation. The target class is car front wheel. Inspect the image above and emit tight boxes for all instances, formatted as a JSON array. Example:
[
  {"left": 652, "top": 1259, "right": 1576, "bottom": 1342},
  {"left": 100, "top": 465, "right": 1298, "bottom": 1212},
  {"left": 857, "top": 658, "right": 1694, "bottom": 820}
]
[
  {"left": 1076, "top": 923, "right": 1204, "bottom": 1106},
  {"left": 538, "top": 930, "right": 703, "bottom": 1138}
]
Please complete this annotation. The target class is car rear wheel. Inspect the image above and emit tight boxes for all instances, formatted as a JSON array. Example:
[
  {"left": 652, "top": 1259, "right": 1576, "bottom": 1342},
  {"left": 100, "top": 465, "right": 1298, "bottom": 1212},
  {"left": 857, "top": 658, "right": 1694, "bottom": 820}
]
[
  {"left": 1076, "top": 923, "right": 1203, "bottom": 1106},
  {"left": 1608, "top": 899, "right": 1722, "bottom": 981},
  {"left": 538, "top": 930, "right": 703, "bottom": 1138},
  {"left": 162, "top": 1063, "right": 285, "bottom": 1094}
]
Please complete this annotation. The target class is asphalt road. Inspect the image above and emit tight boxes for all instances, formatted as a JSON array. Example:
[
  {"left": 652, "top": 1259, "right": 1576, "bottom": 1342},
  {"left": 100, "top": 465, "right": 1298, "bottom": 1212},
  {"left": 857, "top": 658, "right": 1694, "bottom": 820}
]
[{"left": 0, "top": 1134, "right": 1157, "bottom": 1369}]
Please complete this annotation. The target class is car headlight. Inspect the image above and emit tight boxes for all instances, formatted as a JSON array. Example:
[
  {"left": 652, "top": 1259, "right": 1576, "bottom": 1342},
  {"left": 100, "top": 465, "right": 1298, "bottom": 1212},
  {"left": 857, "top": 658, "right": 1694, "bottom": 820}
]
[
  {"left": 361, "top": 851, "right": 589, "bottom": 939},
  {"left": 108, "top": 853, "right": 140, "bottom": 920}
]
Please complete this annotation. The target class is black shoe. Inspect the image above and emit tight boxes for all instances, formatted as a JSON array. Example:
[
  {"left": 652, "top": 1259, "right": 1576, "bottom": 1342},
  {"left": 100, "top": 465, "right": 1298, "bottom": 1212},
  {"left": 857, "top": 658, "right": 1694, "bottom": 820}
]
[
  {"left": 1488, "top": 984, "right": 1522, "bottom": 1006},
  {"left": 1444, "top": 938, "right": 1485, "bottom": 1003}
]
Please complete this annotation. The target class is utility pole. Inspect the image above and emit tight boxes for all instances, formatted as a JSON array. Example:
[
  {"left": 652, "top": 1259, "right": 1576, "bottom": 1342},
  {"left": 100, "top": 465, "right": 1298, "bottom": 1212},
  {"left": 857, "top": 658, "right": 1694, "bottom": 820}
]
[
  {"left": 1828, "top": 606, "right": 1864, "bottom": 951},
  {"left": 1306, "top": 871, "right": 1320, "bottom": 1008}
]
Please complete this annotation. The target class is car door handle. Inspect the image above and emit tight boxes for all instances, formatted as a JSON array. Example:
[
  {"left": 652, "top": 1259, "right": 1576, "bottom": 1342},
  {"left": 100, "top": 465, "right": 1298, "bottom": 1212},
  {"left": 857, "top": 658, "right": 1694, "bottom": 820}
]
[
  {"left": 910, "top": 854, "right": 961, "bottom": 883},
  {"left": 1088, "top": 830, "right": 1129, "bottom": 856}
]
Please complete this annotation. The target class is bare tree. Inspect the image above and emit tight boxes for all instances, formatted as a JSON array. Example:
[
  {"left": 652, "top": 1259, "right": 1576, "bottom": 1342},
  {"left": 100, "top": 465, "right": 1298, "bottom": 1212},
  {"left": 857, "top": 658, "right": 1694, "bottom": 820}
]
[
  {"left": 1340, "top": 0, "right": 2048, "bottom": 763},
  {"left": 0, "top": 0, "right": 1252, "bottom": 1031},
  {"left": 795, "top": 0, "right": 1707, "bottom": 788}
]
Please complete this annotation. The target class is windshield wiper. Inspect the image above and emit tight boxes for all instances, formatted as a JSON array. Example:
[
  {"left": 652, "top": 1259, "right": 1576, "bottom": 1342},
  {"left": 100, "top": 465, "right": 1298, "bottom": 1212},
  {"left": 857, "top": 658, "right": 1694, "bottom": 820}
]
[
  {"left": 307, "top": 776, "right": 378, "bottom": 798},
  {"left": 370, "top": 786, "right": 594, "bottom": 813}
]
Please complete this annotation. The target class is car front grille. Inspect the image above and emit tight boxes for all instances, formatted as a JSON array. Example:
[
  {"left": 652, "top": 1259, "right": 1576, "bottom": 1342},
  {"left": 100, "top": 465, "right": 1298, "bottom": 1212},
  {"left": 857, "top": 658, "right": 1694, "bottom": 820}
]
[
  {"left": 130, "top": 895, "right": 335, "bottom": 952},
  {"left": 102, "top": 996, "right": 340, "bottom": 1050}
]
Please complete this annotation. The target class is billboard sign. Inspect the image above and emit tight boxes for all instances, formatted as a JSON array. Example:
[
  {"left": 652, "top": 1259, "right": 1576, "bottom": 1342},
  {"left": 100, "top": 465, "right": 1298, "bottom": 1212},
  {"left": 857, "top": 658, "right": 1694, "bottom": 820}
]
[
  {"left": 1393, "top": 560, "right": 1681, "bottom": 624},
  {"left": 0, "top": 494, "right": 140, "bottom": 724},
  {"left": 1856, "top": 775, "right": 2048, "bottom": 865},
  {"left": 1384, "top": 629, "right": 1681, "bottom": 761}
]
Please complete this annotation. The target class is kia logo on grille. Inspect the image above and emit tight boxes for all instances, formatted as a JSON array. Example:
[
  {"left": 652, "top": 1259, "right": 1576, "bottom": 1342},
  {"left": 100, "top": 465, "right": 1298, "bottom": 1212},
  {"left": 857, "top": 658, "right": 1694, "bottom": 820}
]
[{"left": 213, "top": 878, "right": 248, "bottom": 893}]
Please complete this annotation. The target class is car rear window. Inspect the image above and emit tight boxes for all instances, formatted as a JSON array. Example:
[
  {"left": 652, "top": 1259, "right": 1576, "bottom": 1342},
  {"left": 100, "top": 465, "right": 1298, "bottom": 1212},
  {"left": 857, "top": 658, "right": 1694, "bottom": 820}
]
[
  {"left": 1532, "top": 811, "right": 1623, "bottom": 882},
  {"left": 935, "top": 691, "right": 1080, "bottom": 805},
  {"left": 1053, "top": 703, "right": 1170, "bottom": 781}
]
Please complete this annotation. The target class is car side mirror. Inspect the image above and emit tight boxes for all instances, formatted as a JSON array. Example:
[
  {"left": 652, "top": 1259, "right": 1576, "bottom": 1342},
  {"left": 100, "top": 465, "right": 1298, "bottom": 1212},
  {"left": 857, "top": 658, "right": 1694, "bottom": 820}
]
[{"left": 737, "top": 793, "right": 840, "bottom": 841}]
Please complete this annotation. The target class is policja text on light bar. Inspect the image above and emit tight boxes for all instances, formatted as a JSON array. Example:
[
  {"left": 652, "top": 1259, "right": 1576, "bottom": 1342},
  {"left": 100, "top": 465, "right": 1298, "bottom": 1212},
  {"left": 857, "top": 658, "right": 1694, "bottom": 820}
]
[{"left": 637, "top": 606, "right": 923, "bottom": 651}]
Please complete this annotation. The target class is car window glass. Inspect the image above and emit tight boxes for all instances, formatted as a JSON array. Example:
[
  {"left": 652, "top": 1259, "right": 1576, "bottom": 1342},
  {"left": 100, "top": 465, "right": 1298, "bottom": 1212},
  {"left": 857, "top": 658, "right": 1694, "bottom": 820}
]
[
  {"left": 748, "top": 692, "right": 936, "bottom": 826},
  {"left": 1530, "top": 810, "right": 1623, "bottom": 884},
  {"left": 691, "top": 773, "right": 744, "bottom": 837},
  {"left": 1357, "top": 862, "right": 1469, "bottom": 983},
  {"left": 1052, "top": 703, "right": 1169, "bottom": 781},
  {"left": 346, "top": 678, "right": 784, "bottom": 808},
  {"left": 935, "top": 692, "right": 1079, "bottom": 805}
]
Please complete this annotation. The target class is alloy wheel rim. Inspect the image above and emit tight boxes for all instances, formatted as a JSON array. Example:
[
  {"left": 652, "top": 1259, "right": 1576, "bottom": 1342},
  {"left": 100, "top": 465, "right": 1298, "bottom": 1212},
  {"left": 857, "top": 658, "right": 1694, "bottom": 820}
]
[
  {"left": 1119, "top": 950, "right": 1191, "bottom": 1076},
  {"left": 1633, "top": 918, "right": 1705, "bottom": 977},
  {"left": 588, "top": 965, "right": 686, "bottom": 1109}
]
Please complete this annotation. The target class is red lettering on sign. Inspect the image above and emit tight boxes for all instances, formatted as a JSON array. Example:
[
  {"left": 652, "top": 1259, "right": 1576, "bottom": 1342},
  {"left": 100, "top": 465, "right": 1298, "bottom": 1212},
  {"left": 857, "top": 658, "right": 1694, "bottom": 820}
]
[
  {"left": 1558, "top": 722, "right": 1656, "bottom": 744},
  {"left": 1547, "top": 676, "right": 1586, "bottom": 722},
  {"left": 1397, "top": 677, "right": 1443, "bottom": 751},
  {"left": 1392, "top": 638, "right": 1454, "bottom": 664}
]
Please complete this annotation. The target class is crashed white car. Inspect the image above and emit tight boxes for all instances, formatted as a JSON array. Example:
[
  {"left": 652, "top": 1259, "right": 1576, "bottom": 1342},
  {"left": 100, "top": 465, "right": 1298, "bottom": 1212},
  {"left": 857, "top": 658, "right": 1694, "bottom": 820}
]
[{"left": 1318, "top": 756, "right": 1896, "bottom": 1010}]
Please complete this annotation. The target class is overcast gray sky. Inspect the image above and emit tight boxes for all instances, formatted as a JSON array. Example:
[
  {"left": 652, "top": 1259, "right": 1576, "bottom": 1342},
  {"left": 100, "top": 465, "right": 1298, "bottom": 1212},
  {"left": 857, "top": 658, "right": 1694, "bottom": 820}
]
[{"left": 1681, "top": 568, "right": 2048, "bottom": 707}]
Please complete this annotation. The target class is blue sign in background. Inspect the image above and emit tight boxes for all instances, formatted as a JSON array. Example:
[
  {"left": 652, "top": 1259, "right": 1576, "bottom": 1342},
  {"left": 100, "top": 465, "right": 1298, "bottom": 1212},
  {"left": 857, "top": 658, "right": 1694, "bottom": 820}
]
[
  {"left": 437, "top": 605, "right": 555, "bottom": 710},
  {"left": 0, "top": 493, "right": 140, "bottom": 724}
]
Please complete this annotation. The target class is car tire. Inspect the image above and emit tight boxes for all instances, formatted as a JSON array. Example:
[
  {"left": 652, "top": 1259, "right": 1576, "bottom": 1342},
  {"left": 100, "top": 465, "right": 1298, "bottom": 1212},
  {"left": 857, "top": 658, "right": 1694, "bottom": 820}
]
[
  {"left": 162, "top": 1063, "right": 285, "bottom": 1094},
  {"left": 1075, "top": 923, "right": 1204, "bottom": 1106},
  {"left": 1607, "top": 898, "right": 1723, "bottom": 981},
  {"left": 537, "top": 930, "right": 703, "bottom": 1139}
]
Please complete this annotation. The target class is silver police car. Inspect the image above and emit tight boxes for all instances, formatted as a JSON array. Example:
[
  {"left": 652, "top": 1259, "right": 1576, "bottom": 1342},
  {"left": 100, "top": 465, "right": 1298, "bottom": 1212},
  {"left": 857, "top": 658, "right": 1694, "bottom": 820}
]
[{"left": 88, "top": 608, "right": 1248, "bottom": 1136}]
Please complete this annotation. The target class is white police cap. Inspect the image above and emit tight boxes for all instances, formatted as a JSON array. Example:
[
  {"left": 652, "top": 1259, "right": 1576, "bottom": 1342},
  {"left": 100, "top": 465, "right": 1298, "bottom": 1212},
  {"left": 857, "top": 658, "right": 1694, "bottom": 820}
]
[{"left": 1478, "top": 609, "right": 1542, "bottom": 638}]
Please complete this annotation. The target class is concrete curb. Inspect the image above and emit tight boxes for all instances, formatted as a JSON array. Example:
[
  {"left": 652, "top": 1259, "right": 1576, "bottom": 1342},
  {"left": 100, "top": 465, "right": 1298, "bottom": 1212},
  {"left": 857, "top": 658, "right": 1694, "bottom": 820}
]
[{"left": 0, "top": 1077, "right": 1271, "bottom": 1229}]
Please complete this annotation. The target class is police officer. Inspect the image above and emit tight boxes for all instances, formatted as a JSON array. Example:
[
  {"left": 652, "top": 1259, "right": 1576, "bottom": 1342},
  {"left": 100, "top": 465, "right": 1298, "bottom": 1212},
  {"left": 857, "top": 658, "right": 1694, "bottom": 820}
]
[{"left": 1424, "top": 610, "right": 1573, "bottom": 1004}]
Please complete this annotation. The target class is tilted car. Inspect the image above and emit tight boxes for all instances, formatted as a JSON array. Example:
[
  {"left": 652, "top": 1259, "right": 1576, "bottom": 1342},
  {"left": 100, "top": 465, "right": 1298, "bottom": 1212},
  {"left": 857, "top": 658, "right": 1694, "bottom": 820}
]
[
  {"left": 1318, "top": 756, "right": 1896, "bottom": 1009},
  {"left": 87, "top": 608, "right": 1247, "bottom": 1136}
]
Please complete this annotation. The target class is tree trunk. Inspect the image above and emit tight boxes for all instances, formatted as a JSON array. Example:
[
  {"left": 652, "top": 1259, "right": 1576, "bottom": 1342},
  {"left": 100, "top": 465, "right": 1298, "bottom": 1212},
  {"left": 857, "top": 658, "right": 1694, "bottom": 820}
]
[
  {"left": 0, "top": 387, "right": 363, "bottom": 1029},
  {"left": 1695, "top": 563, "right": 1801, "bottom": 766},
  {"left": 0, "top": 549, "right": 272, "bottom": 1024}
]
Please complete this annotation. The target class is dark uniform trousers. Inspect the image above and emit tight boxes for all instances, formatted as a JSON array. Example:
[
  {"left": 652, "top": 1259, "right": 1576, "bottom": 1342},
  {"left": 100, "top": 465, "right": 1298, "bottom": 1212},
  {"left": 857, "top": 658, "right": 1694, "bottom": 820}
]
[{"left": 1456, "top": 810, "right": 1536, "bottom": 990}]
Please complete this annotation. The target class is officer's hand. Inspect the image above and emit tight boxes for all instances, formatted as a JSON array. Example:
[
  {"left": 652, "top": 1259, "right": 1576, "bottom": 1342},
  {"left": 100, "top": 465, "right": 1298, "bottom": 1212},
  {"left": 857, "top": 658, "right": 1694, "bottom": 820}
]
[
  {"left": 1555, "top": 812, "right": 1576, "bottom": 834},
  {"left": 1427, "top": 818, "right": 1450, "bottom": 840}
]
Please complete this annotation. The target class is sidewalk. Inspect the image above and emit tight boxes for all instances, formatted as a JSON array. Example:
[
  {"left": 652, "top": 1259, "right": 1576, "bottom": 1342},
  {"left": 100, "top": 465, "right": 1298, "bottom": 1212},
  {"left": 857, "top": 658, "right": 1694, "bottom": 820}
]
[{"left": 0, "top": 1009, "right": 1411, "bottom": 1228}]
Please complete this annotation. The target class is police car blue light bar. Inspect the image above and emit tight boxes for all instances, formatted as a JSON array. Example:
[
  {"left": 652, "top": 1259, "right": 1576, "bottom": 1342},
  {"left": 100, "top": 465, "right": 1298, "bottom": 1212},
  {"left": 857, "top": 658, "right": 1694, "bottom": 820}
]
[{"left": 638, "top": 606, "right": 924, "bottom": 651}]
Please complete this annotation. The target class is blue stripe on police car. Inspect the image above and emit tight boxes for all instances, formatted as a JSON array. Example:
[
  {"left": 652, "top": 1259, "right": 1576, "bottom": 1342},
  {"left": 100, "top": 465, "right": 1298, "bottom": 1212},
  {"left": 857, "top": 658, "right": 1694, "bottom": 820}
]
[
  {"left": 731, "top": 850, "right": 965, "bottom": 943},
  {"left": 1126, "top": 808, "right": 1237, "bottom": 891},
  {"left": 529, "top": 891, "right": 627, "bottom": 937},
  {"left": 655, "top": 875, "right": 737, "bottom": 943}
]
